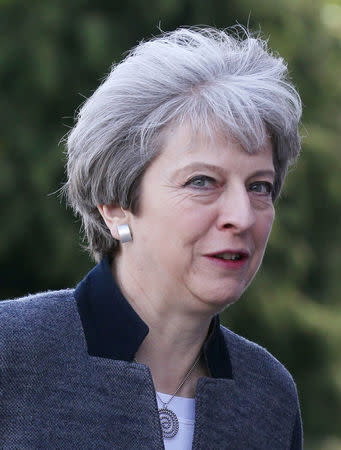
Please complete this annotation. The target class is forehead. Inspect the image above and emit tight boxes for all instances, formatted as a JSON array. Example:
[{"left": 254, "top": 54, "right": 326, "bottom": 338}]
[{"left": 156, "top": 122, "right": 274, "bottom": 170}]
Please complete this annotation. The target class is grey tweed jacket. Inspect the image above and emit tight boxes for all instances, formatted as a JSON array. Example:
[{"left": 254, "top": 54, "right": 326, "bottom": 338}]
[{"left": 0, "top": 258, "right": 302, "bottom": 449}]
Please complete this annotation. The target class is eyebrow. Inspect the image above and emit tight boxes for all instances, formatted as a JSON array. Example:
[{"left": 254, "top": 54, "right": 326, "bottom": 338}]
[
  {"left": 250, "top": 169, "right": 276, "bottom": 179},
  {"left": 176, "top": 162, "right": 275, "bottom": 179},
  {"left": 177, "top": 162, "right": 226, "bottom": 177}
]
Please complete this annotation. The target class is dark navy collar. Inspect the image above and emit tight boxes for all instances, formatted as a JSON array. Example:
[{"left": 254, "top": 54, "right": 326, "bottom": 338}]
[{"left": 75, "top": 256, "right": 233, "bottom": 379}]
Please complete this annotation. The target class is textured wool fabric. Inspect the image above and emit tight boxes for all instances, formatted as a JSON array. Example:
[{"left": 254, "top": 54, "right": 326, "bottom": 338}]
[{"left": 0, "top": 261, "right": 303, "bottom": 449}]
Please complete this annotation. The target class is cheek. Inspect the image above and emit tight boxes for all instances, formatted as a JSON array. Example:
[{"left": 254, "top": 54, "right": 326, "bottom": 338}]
[
  {"left": 256, "top": 210, "right": 275, "bottom": 248},
  {"left": 170, "top": 204, "right": 217, "bottom": 248},
  {"left": 147, "top": 204, "right": 216, "bottom": 273}
]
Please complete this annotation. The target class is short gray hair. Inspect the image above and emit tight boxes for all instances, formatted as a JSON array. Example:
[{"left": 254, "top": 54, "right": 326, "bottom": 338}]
[{"left": 64, "top": 26, "right": 302, "bottom": 262}]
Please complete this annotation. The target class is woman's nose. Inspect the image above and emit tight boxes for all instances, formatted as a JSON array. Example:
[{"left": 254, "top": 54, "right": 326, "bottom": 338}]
[{"left": 216, "top": 185, "right": 256, "bottom": 233}]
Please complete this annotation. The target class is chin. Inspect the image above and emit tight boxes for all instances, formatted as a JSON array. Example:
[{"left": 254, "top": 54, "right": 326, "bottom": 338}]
[{"left": 193, "top": 287, "right": 243, "bottom": 314}]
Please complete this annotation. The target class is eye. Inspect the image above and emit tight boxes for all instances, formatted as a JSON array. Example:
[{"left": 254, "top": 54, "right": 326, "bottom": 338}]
[
  {"left": 249, "top": 181, "right": 273, "bottom": 195},
  {"left": 184, "top": 175, "right": 216, "bottom": 189}
]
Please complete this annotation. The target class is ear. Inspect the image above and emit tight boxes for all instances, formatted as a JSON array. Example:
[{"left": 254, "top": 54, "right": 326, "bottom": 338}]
[{"left": 98, "top": 204, "right": 130, "bottom": 240}]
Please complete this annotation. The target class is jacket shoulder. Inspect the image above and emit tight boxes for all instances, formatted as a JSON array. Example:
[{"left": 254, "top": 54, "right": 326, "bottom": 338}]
[
  {"left": 220, "top": 325, "right": 297, "bottom": 395},
  {"left": 0, "top": 289, "right": 84, "bottom": 361},
  {"left": 0, "top": 289, "right": 74, "bottom": 305},
  {"left": 0, "top": 289, "right": 75, "bottom": 327}
]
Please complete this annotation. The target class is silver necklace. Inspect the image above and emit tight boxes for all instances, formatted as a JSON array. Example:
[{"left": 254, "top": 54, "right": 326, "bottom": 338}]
[{"left": 134, "top": 352, "right": 201, "bottom": 439}]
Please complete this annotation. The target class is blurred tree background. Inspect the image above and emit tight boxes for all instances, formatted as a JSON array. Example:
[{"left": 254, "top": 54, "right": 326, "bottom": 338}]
[{"left": 1, "top": 0, "right": 340, "bottom": 447}]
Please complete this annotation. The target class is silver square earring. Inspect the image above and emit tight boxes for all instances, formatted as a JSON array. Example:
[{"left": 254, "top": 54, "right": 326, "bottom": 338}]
[{"left": 117, "top": 224, "right": 132, "bottom": 243}]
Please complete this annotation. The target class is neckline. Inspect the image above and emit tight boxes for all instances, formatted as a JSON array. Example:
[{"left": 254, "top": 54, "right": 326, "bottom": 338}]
[{"left": 156, "top": 391, "right": 195, "bottom": 401}]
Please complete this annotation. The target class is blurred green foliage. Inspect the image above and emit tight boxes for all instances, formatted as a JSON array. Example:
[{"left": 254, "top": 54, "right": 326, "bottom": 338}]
[{"left": 1, "top": 0, "right": 340, "bottom": 446}]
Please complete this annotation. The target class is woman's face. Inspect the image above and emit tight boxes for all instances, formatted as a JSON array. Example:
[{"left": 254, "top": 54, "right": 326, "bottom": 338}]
[{"left": 119, "top": 124, "right": 275, "bottom": 314}]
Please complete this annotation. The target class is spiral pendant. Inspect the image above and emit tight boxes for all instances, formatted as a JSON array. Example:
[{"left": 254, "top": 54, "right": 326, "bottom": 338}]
[{"left": 159, "top": 407, "right": 179, "bottom": 439}]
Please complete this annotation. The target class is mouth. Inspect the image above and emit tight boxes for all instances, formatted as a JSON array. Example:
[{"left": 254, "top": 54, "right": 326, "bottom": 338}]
[
  {"left": 204, "top": 249, "right": 249, "bottom": 268},
  {"left": 206, "top": 249, "right": 249, "bottom": 260},
  {"left": 212, "top": 252, "right": 245, "bottom": 261}
]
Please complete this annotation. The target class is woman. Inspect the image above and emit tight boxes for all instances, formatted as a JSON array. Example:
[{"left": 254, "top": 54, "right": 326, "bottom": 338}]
[{"left": 0, "top": 27, "right": 302, "bottom": 449}]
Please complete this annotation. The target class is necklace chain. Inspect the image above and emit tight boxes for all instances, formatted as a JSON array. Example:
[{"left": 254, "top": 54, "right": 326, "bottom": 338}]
[
  {"left": 133, "top": 351, "right": 201, "bottom": 406},
  {"left": 133, "top": 352, "right": 201, "bottom": 439}
]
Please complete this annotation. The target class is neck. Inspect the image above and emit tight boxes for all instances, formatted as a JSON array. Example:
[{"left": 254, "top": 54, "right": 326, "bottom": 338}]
[
  {"left": 113, "top": 255, "right": 212, "bottom": 397},
  {"left": 135, "top": 313, "right": 211, "bottom": 397}
]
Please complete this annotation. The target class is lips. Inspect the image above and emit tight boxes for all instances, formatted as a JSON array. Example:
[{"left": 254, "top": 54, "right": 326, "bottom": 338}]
[
  {"left": 205, "top": 249, "right": 249, "bottom": 260},
  {"left": 204, "top": 249, "right": 250, "bottom": 269}
]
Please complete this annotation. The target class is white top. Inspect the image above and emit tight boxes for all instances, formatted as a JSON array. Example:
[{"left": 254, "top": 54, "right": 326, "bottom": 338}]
[{"left": 156, "top": 391, "right": 195, "bottom": 450}]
